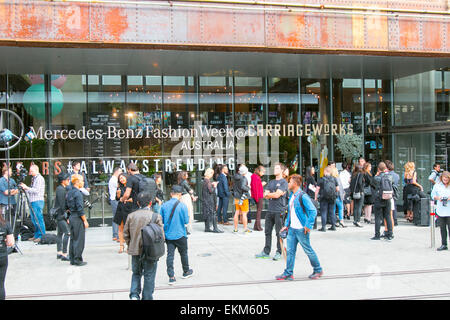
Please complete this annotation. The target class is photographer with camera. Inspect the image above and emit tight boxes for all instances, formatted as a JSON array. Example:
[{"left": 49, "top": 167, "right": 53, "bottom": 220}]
[
  {"left": 20, "top": 164, "right": 46, "bottom": 243},
  {"left": 431, "top": 171, "right": 450, "bottom": 251},
  {"left": 0, "top": 212, "right": 14, "bottom": 300},
  {"left": 0, "top": 165, "right": 19, "bottom": 222}
]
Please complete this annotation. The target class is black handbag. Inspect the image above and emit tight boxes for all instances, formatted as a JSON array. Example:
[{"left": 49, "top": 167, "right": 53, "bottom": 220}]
[
  {"left": 352, "top": 174, "right": 362, "bottom": 200},
  {"left": 363, "top": 186, "right": 372, "bottom": 196}
]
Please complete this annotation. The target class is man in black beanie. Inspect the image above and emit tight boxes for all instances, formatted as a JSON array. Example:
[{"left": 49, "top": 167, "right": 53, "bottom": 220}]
[{"left": 55, "top": 172, "right": 71, "bottom": 261}]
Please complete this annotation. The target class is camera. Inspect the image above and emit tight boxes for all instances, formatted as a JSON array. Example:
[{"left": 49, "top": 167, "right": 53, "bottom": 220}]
[
  {"left": 15, "top": 163, "right": 28, "bottom": 183},
  {"left": 442, "top": 197, "right": 448, "bottom": 207},
  {"left": 238, "top": 193, "right": 248, "bottom": 206}
]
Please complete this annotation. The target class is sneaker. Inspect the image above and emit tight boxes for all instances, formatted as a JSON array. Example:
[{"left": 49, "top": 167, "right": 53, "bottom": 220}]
[
  {"left": 273, "top": 252, "right": 282, "bottom": 261},
  {"left": 437, "top": 245, "right": 448, "bottom": 251},
  {"left": 130, "top": 296, "right": 140, "bottom": 300},
  {"left": 233, "top": 229, "right": 238, "bottom": 234},
  {"left": 386, "top": 236, "right": 393, "bottom": 241},
  {"left": 168, "top": 277, "right": 176, "bottom": 285},
  {"left": 255, "top": 251, "right": 271, "bottom": 259},
  {"left": 371, "top": 236, "right": 381, "bottom": 240},
  {"left": 327, "top": 227, "right": 336, "bottom": 231},
  {"left": 275, "top": 274, "right": 294, "bottom": 281},
  {"left": 308, "top": 271, "right": 323, "bottom": 280},
  {"left": 244, "top": 229, "right": 252, "bottom": 234},
  {"left": 182, "top": 269, "right": 194, "bottom": 279}
]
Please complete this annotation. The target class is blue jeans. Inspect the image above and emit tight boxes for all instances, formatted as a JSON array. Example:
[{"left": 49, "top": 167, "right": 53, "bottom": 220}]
[
  {"left": 335, "top": 197, "right": 344, "bottom": 221},
  {"left": 217, "top": 197, "right": 229, "bottom": 222},
  {"left": 283, "top": 228, "right": 322, "bottom": 277},
  {"left": 30, "top": 201, "right": 46, "bottom": 239},
  {"left": 111, "top": 200, "right": 119, "bottom": 239},
  {"left": 130, "top": 256, "right": 158, "bottom": 300}
]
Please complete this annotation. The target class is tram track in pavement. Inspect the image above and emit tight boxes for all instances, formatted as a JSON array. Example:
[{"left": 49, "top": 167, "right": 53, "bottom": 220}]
[{"left": 6, "top": 267, "right": 450, "bottom": 300}]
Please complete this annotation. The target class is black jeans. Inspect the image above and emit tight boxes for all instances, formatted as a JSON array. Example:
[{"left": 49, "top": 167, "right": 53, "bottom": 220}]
[
  {"left": 374, "top": 201, "right": 392, "bottom": 238},
  {"left": 439, "top": 216, "right": 450, "bottom": 246},
  {"left": 353, "top": 195, "right": 364, "bottom": 223},
  {"left": 263, "top": 211, "right": 282, "bottom": 255},
  {"left": 166, "top": 237, "right": 190, "bottom": 278},
  {"left": 320, "top": 200, "right": 336, "bottom": 228},
  {"left": 69, "top": 215, "right": 85, "bottom": 264},
  {"left": 0, "top": 255, "right": 7, "bottom": 300},
  {"left": 57, "top": 219, "right": 70, "bottom": 254}
]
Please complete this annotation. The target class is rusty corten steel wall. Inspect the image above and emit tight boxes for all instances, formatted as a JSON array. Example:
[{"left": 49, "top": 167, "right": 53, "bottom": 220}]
[{"left": 0, "top": 0, "right": 448, "bottom": 56}]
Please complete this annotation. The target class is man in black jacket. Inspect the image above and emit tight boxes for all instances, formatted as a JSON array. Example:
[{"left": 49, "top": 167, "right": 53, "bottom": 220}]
[
  {"left": 371, "top": 162, "right": 393, "bottom": 241},
  {"left": 55, "top": 173, "right": 71, "bottom": 261},
  {"left": 217, "top": 165, "right": 231, "bottom": 225}
]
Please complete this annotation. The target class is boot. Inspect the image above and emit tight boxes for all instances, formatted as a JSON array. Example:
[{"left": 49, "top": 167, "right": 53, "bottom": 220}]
[
  {"left": 212, "top": 214, "right": 224, "bottom": 233},
  {"left": 204, "top": 215, "right": 213, "bottom": 232}
]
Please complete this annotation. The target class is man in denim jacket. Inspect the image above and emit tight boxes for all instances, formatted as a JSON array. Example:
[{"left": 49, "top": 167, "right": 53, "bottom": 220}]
[{"left": 276, "top": 174, "right": 323, "bottom": 281}]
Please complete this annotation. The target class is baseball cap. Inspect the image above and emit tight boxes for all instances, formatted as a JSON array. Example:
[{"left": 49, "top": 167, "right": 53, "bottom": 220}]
[
  {"left": 171, "top": 185, "right": 184, "bottom": 194},
  {"left": 57, "top": 172, "right": 70, "bottom": 183}
]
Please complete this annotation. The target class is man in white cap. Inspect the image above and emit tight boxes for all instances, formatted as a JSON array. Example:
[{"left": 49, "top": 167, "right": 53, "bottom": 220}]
[{"left": 232, "top": 165, "right": 251, "bottom": 234}]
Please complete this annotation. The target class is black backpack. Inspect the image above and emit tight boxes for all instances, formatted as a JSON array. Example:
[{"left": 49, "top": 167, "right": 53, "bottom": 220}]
[
  {"left": 40, "top": 233, "right": 57, "bottom": 245},
  {"left": 322, "top": 176, "right": 337, "bottom": 202},
  {"left": 136, "top": 175, "right": 157, "bottom": 202},
  {"left": 379, "top": 173, "right": 393, "bottom": 200},
  {"left": 141, "top": 211, "right": 165, "bottom": 261}
]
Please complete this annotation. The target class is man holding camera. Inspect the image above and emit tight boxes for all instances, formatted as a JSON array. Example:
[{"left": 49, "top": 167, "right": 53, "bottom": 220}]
[
  {"left": 20, "top": 164, "right": 46, "bottom": 243},
  {"left": 0, "top": 166, "right": 18, "bottom": 222},
  {"left": 276, "top": 174, "right": 322, "bottom": 281}
]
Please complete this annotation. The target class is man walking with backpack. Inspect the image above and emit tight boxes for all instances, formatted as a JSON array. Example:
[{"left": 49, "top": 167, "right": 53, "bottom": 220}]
[
  {"left": 276, "top": 174, "right": 323, "bottom": 281},
  {"left": 317, "top": 166, "right": 339, "bottom": 231},
  {"left": 371, "top": 162, "right": 394, "bottom": 241},
  {"left": 124, "top": 191, "right": 163, "bottom": 300},
  {"left": 160, "top": 185, "right": 193, "bottom": 285}
]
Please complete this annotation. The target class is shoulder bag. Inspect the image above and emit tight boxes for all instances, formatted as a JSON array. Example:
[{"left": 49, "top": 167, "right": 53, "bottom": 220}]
[{"left": 352, "top": 173, "right": 362, "bottom": 200}]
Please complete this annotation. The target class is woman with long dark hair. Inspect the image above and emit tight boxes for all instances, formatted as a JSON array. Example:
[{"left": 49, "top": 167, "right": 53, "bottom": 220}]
[
  {"left": 431, "top": 171, "right": 450, "bottom": 251},
  {"left": 0, "top": 213, "right": 14, "bottom": 300},
  {"left": 350, "top": 164, "right": 365, "bottom": 227},
  {"left": 113, "top": 173, "right": 133, "bottom": 253},
  {"left": 305, "top": 166, "right": 319, "bottom": 229},
  {"left": 362, "top": 162, "right": 377, "bottom": 224}
]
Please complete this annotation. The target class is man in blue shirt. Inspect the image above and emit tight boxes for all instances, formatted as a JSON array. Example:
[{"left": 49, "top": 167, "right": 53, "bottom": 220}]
[
  {"left": 160, "top": 185, "right": 193, "bottom": 285},
  {"left": 276, "top": 174, "right": 323, "bottom": 281},
  {"left": 0, "top": 166, "right": 18, "bottom": 222}
]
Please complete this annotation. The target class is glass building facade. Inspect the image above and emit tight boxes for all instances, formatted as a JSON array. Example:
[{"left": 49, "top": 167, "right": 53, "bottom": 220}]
[{"left": 0, "top": 69, "right": 449, "bottom": 223}]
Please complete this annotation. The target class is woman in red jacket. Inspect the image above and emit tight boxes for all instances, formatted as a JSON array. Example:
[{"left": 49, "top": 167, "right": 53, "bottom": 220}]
[{"left": 251, "top": 166, "right": 266, "bottom": 231}]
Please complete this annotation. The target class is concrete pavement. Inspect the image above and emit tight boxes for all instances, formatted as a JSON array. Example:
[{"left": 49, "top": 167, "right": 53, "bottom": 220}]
[{"left": 5, "top": 217, "right": 450, "bottom": 300}]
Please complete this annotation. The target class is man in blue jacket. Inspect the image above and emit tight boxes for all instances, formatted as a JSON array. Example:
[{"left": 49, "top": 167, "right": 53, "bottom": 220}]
[
  {"left": 217, "top": 165, "right": 231, "bottom": 225},
  {"left": 276, "top": 174, "right": 323, "bottom": 281},
  {"left": 160, "top": 185, "right": 193, "bottom": 285}
]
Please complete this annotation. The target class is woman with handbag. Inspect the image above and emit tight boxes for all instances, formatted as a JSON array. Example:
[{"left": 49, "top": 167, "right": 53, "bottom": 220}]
[
  {"left": 178, "top": 171, "right": 197, "bottom": 235},
  {"left": 350, "top": 164, "right": 364, "bottom": 227},
  {"left": 362, "top": 162, "right": 377, "bottom": 224}
]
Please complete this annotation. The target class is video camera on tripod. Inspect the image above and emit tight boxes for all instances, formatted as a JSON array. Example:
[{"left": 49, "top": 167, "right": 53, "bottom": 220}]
[{"left": 15, "top": 162, "right": 28, "bottom": 184}]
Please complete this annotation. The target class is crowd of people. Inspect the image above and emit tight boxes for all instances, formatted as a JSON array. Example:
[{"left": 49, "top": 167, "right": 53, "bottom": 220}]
[{"left": 0, "top": 157, "right": 449, "bottom": 300}]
